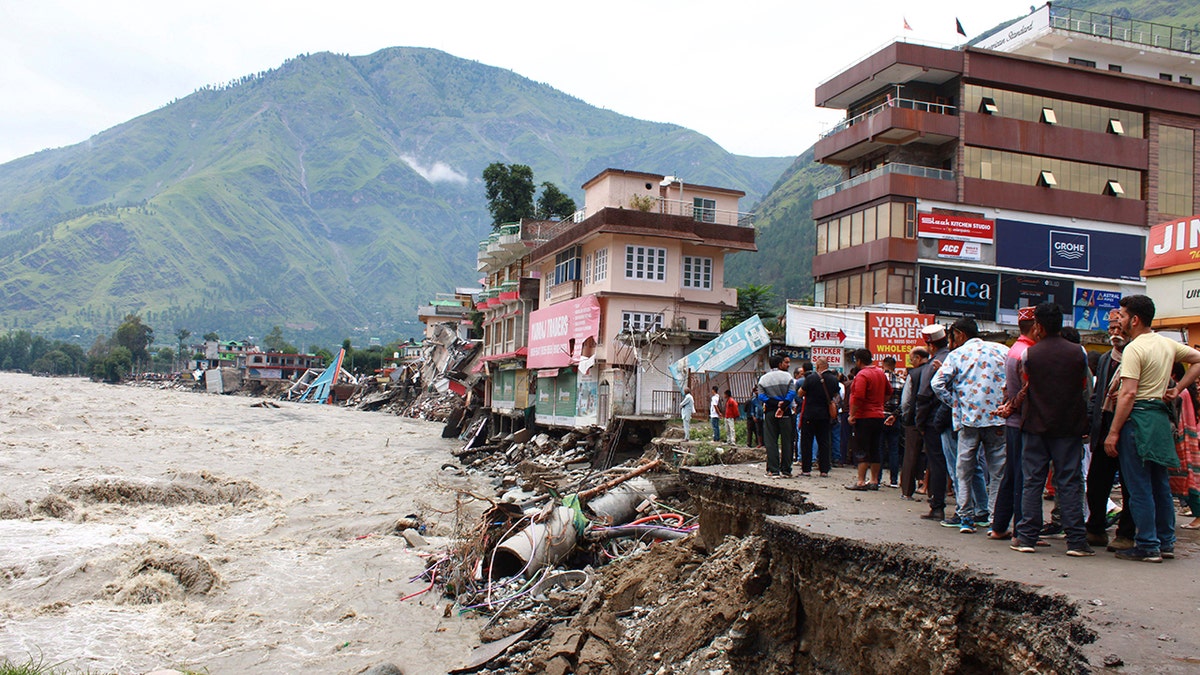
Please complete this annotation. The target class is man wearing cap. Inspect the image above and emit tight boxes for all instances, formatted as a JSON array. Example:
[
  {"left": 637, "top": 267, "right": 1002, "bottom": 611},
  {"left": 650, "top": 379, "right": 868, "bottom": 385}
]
[
  {"left": 932, "top": 317, "right": 1008, "bottom": 534},
  {"left": 990, "top": 306, "right": 1037, "bottom": 541},
  {"left": 915, "top": 324, "right": 952, "bottom": 521}
]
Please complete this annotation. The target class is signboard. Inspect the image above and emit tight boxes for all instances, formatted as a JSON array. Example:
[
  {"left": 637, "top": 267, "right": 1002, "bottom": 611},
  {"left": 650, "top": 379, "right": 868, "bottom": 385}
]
[
  {"left": 809, "top": 328, "right": 846, "bottom": 343},
  {"left": 527, "top": 295, "right": 601, "bottom": 369},
  {"left": 785, "top": 305, "right": 867, "bottom": 348},
  {"left": 998, "top": 274, "right": 1074, "bottom": 325},
  {"left": 668, "top": 315, "right": 772, "bottom": 388},
  {"left": 978, "top": 3, "right": 1049, "bottom": 51},
  {"left": 917, "top": 265, "right": 999, "bottom": 320},
  {"left": 770, "top": 345, "right": 811, "bottom": 362},
  {"left": 811, "top": 346, "right": 845, "bottom": 371},
  {"left": 865, "top": 312, "right": 935, "bottom": 364},
  {"left": 917, "top": 213, "right": 995, "bottom": 244},
  {"left": 1073, "top": 288, "right": 1121, "bottom": 331},
  {"left": 995, "top": 219, "right": 1144, "bottom": 281},
  {"left": 1144, "top": 214, "right": 1200, "bottom": 272},
  {"left": 937, "top": 239, "right": 982, "bottom": 261}
]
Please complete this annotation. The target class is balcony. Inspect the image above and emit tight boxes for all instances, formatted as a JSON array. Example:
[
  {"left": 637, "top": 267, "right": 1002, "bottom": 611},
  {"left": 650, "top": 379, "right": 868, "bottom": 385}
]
[
  {"left": 547, "top": 279, "right": 583, "bottom": 305},
  {"left": 656, "top": 198, "right": 755, "bottom": 228},
  {"left": 813, "top": 163, "right": 956, "bottom": 219},
  {"left": 498, "top": 280, "right": 520, "bottom": 304},
  {"left": 1049, "top": 5, "right": 1200, "bottom": 55},
  {"left": 816, "top": 98, "right": 959, "bottom": 165},
  {"left": 818, "top": 163, "right": 953, "bottom": 199}
]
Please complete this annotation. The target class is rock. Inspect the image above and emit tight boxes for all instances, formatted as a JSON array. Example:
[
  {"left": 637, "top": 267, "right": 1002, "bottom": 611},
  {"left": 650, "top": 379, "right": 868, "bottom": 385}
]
[
  {"left": 401, "top": 529, "right": 428, "bottom": 548},
  {"left": 1102, "top": 653, "right": 1123, "bottom": 667},
  {"left": 362, "top": 663, "right": 405, "bottom": 675},
  {"left": 1156, "top": 633, "right": 1175, "bottom": 642}
]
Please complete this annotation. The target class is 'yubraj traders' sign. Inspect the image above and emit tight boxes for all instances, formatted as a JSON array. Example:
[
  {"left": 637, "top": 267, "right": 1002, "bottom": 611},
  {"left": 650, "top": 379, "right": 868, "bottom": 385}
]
[
  {"left": 527, "top": 295, "right": 601, "bottom": 369},
  {"left": 669, "top": 315, "right": 771, "bottom": 389},
  {"left": 865, "top": 312, "right": 934, "bottom": 364}
]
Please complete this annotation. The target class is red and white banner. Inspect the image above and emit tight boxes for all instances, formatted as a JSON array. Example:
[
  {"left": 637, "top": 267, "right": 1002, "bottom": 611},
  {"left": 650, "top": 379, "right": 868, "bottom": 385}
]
[
  {"left": 918, "top": 213, "right": 995, "bottom": 244},
  {"left": 1144, "top": 214, "right": 1200, "bottom": 272},
  {"left": 527, "top": 295, "right": 601, "bottom": 368},
  {"left": 865, "top": 312, "right": 935, "bottom": 364},
  {"left": 811, "top": 346, "right": 845, "bottom": 370},
  {"left": 937, "top": 239, "right": 982, "bottom": 261}
]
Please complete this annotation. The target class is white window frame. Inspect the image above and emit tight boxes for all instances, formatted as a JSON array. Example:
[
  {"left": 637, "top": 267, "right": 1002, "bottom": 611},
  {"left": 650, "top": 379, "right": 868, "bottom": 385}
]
[
  {"left": 693, "top": 197, "right": 716, "bottom": 223},
  {"left": 584, "top": 252, "right": 593, "bottom": 285},
  {"left": 625, "top": 245, "right": 667, "bottom": 281},
  {"left": 682, "top": 255, "right": 713, "bottom": 290},
  {"left": 594, "top": 248, "right": 608, "bottom": 282},
  {"left": 622, "top": 311, "right": 664, "bottom": 332}
]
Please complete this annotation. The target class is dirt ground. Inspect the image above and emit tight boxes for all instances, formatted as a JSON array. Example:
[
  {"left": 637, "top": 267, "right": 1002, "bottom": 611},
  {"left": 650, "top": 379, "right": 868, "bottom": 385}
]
[{"left": 0, "top": 372, "right": 493, "bottom": 674}]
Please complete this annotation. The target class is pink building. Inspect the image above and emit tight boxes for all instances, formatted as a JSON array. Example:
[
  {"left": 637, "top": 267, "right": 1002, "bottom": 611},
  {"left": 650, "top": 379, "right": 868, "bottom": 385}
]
[{"left": 527, "top": 169, "right": 756, "bottom": 426}]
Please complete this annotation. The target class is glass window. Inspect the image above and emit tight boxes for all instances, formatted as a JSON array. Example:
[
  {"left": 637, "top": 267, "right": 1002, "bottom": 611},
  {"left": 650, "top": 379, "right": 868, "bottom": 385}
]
[
  {"left": 622, "top": 312, "right": 663, "bottom": 332},
  {"left": 554, "top": 246, "right": 580, "bottom": 285},
  {"left": 583, "top": 253, "right": 592, "bottom": 285},
  {"left": 625, "top": 245, "right": 667, "bottom": 281},
  {"left": 1159, "top": 125, "right": 1195, "bottom": 217},
  {"left": 964, "top": 146, "right": 1142, "bottom": 196},
  {"left": 693, "top": 197, "right": 716, "bottom": 223},
  {"left": 861, "top": 271, "right": 874, "bottom": 305},
  {"left": 682, "top": 256, "right": 713, "bottom": 289},
  {"left": 594, "top": 248, "right": 608, "bottom": 282},
  {"left": 963, "top": 84, "right": 1142, "bottom": 137},
  {"left": 850, "top": 210, "right": 863, "bottom": 246},
  {"left": 816, "top": 222, "right": 828, "bottom": 254},
  {"left": 839, "top": 216, "right": 851, "bottom": 249}
]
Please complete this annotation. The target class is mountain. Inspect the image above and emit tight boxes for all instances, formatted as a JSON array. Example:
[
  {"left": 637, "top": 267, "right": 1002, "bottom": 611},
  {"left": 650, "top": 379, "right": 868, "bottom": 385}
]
[
  {"left": 735, "top": 0, "right": 1200, "bottom": 315},
  {"left": 0, "top": 48, "right": 792, "bottom": 347}
]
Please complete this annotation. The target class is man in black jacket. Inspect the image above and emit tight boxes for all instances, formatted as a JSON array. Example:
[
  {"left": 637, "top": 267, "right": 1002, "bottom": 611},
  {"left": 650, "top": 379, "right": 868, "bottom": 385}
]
[
  {"left": 1085, "top": 308, "right": 1136, "bottom": 550},
  {"left": 798, "top": 358, "right": 840, "bottom": 476},
  {"left": 916, "top": 324, "right": 952, "bottom": 521}
]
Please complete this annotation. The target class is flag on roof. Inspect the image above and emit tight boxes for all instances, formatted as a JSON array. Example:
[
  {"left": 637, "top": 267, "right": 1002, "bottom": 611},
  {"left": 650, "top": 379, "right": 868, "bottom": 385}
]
[
  {"left": 956, "top": 18, "right": 967, "bottom": 36},
  {"left": 903, "top": 17, "right": 913, "bottom": 31}
]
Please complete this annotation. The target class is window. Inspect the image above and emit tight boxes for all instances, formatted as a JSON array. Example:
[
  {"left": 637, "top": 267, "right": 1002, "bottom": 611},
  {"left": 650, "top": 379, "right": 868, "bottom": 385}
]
[
  {"left": 1068, "top": 57, "right": 1096, "bottom": 68},
  {"left": 963, "top": 85, "right": 1142, "bottom": 137},
  {"left": 1040, "top": 107, "right": 1057, "bottom": 124},
  {"left": 693, "top": 197, "right": 716, "bottom": 223},
  {"left": 682, "top": 256, "right": 713, "bottom": 289},
  {"left": 698, "top": 319, "right": 709, "bottom": 331},
  {"left": 979, "top": 97, "right": 998, "bottom": 114},
  {"left": 583, "top": 253, "right": 592, "bottom": 285},
  {"left": 964, "top": 147, "right": 1142, "bottom": 196},
  {"left": 1108, "top": 64, "right": 1123, "bottom": 73},
  {"left": 594, "top": 247, "right": 608, "bottom": 282},
  {"left": 1108, "top": 119, "right": 1125, "bottom": 135},
  {"left": 1161, "top": 73, "right": 1174, "bottom": 81},
  {"left": 622, "top": 311, "right": 663, "bottom": 332},
  {"left": 1159, "top": 125, "right": 1195, "bottom": 217},
  {"left": 1183, "top": 76, "right": 1194, "bottom": 85},
  {"left": 1105, "top": 180, "right": 1125, "bottom": 196},
  {"left": 1038, "top": 170, "right": 1057, "bottom": 187},
  {"left": 554, "top": 246, "right": 580, "bottom": 285},
  {"left": 625, "top": 245, "right": 666, "bottom": 281}
]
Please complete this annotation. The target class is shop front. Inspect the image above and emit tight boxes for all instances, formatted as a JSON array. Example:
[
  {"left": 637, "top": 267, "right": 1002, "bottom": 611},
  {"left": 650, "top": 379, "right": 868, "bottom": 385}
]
[{"left": 528, "top": 295, "right": 602, "bottom": 428}]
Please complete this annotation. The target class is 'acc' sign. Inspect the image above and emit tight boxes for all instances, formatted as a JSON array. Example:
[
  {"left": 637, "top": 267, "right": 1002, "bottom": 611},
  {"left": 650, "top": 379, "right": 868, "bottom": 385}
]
[{"left": 937, "top": 239, "right": 981, "bottom": 261}]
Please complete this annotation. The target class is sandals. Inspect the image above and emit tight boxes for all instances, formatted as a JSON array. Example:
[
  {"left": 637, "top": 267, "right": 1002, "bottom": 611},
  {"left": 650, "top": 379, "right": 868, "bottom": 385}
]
[
  {"left": 987, "top": 530, "right": 1011, "bottom": 540},
  {"left": 845, "top": 483, "right": 871, "bottom": 491}
]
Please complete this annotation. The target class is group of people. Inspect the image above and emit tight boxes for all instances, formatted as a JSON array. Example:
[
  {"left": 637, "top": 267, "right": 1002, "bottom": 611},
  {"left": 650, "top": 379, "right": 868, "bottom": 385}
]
[{"left": 724, "top": 293, "right": 1200, "bottom": 562}]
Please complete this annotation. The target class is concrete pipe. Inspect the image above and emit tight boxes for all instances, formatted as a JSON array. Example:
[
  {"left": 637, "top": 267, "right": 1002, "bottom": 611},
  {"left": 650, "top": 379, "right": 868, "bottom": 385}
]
[
  {"left": 491, "top": 506, "right": 577, "bottom": 579},
  {"left": 585, "top": 477, "right": 656, "bottom": 525}
]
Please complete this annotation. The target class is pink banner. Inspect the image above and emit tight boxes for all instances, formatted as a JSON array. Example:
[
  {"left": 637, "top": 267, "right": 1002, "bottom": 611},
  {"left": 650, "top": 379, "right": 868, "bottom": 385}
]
[
  {"left": 918, "top": 213, "right": 994, "bottom": 244},
  {"left": 527, "top": 295, "right": 601, "bottom": 368}
]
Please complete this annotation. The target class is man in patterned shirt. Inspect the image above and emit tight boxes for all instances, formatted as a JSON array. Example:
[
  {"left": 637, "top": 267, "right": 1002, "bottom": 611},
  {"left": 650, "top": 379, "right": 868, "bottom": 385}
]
[{"left": 931, "top": 316, "right": 1008, "bottom": 533}]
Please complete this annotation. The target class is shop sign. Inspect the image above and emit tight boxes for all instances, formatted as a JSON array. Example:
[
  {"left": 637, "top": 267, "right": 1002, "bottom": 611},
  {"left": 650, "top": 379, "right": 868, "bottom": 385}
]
[
  {"left": 996, "top": 219, "right": 1143, "bottom": 281},
  {"left": 865, "top": 312, "right": 935, "bottom": 363},
  {"left": 1072, "top": 288, "right": 1121, "bottom": 330},
  {"left": 917, "top": 265, "right": 998, "bottom": 320},
  {"left": 527, "top": 295, "right": 601, "bottom": 369},
  {"left": 811, "top": 346, "right": 845, "bottom": 370},
  {"left": 1144, "top": 214, "right": 1200, "bottom": 272},
  {"left": 937, "top": 239, "right": 982, "bottom": 261},
  {"left": 669, "top": 315, "right": 771, "bottom": 387},
  {"left": 997, "top": 274, "right": 1074, "bottom": 325},
  {"left": 918, "top": 213, "right": 995, "bottom": 243}
]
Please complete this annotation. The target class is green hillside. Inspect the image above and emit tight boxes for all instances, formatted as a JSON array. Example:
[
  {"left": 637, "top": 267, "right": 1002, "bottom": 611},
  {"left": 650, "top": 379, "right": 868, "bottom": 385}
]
[{"left": 0, "top": 48, "right": 791, "bottom": 347}]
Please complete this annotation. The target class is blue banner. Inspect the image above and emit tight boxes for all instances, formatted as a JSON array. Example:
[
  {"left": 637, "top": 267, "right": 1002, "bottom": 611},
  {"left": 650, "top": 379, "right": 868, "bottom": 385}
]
[
  {"left": 669, "top": 315, "right": 772, "bottom": 389},
  {"left": 995, "top": 219, "right": 1144, "bottom": 281}
]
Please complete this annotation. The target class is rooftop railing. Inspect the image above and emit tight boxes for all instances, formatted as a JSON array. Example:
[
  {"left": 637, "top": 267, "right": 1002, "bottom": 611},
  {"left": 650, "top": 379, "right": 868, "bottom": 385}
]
[
  {"left": 820, "top": 97, "right": 958, "bottom": 139},
  {"left": 816, "top": 163, "right": 953, "bottom": 199},
  {"left": 656, "top": 198, "right": 755, "bottom": 227},
  {"left": 1050, "top": 5, "right": 1200, "bottom": 55}
]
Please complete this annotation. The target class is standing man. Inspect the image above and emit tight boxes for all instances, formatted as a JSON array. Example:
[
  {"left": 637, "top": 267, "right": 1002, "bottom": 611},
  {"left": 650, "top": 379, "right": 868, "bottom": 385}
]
[
  {"left": 990, "top": 306, "right": 1037, "bottom": 541},
  {"left": 798, "top": 358, "right": 840, "bottom": 477},
  {"left": 709, "top": 386, "right": 722, "bottom": 441},
  {"left": 744, "top": 385, "right": 762, "bottom": 448},
  {"left": 881, "top": 356, "right": 904, "bottom": 488},
  {"left": 1104, "top": 294, "right": 1200, "bottom": 562},
  {"left": 758, "top": 354, "right": 796, "bottom": 478},
  {"left": 846, "top": 348, "right": 891, "bottom": 490},
  {"left": 932, "top": 317, "right": 1008, "bottom": 534},
  {"left": 680, "top": 386, "right": 695, "bottom": 439},
  {"left": 916, "top": 324, "right": 952, "bottom": 521},
  {"left": 723, "top": 389, "right": 739, "bottom": 444},
  {"left": 900, "top": 347, "right": 931, "bottom": 499},
  {"left": 1010, "top": 302, "right": 1094, "bottom": 556},
  {"left": 1086, "top": 308, "right": 1136, "bottom": 550}
]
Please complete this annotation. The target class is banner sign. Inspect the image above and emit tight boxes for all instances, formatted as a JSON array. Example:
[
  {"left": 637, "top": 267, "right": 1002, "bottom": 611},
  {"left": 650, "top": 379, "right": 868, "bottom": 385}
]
[
  {"left": 669, "top": 315, "right": 772, "bottom": 388},
  {"left": 527, "top": 295, "right": 601, "bottom": 369},
  {"left": 997, "top": 274, "right": 1074, "bottom": 325},
  {"left": 917, "top": 213, "right": 995, "bottom": 244},
  {"left": 937, "top": 239, "right": 982, "bottom": 261},
  {"left": 917, "top": 265, "right": 999, "bottom": 320},
  {"left": 1144, "top": 214, "right": 1200, "bottom": 272},
  {"left": 996, "top": 218, "right": 1144, "bottom": 281},
  {"left": 770, "top": 345, "right": 811, "bottom": 362},
  {"left": 1072, "top": 287, "right": 1121, "bottom": 330},
  {"left": 865, "top": 312, "right": 935, "bottom": 363},
  {"left": 811, "top": 346, "right": 845, "bottom": 371}
]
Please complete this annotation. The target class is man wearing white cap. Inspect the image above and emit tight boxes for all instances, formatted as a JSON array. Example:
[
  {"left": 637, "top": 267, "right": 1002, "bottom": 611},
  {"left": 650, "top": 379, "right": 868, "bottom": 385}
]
[{"left": 915, "top": 323, "right": 952, "bottom": 521}]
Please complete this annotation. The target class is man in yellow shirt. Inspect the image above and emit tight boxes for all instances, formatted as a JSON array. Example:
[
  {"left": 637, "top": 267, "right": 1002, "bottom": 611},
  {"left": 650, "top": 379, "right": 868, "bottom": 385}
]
[{"left": 1104, "top": 294, "right": 1200, "bottom": 562}]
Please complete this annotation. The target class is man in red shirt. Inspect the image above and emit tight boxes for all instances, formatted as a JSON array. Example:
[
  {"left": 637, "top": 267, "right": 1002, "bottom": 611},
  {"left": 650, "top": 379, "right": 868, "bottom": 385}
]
[{"left": 847, "top": 348, "right": 892, "bottom": 490}]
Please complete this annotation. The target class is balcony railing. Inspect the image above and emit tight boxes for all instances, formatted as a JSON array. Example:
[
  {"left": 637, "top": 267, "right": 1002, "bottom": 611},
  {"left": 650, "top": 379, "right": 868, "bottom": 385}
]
[
  {"left": 656, "top": 198, "right": 755, "bottom": 227},
  {"left": 817, "top": 163, "right": 954, "bottom": 199},
  {"left": 1050, "top": 5, "right": 1200, "bottom": 55},
  {"left": 820, "top": 97, "right": 958, "bottom": 139}
]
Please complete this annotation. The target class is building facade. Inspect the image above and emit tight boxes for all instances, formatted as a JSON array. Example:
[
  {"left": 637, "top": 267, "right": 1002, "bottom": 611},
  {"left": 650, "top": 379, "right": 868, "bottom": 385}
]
[{"left": 811, "top": 4, "right": 1200, "bottom": 335}]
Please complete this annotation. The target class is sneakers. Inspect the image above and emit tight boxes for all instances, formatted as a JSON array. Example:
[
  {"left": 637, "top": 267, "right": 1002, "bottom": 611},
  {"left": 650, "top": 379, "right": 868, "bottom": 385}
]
[
  {"left": 1161, "top": 546, "right": 1175, "bottom": 560},
  {"left": 886, "top": 482, "right": 899, "bottom": 489},
  {"left": 1010, "top": 540, "right": 1036, "bottom": 553},
  {"left": 974, "top": 518, "right": 991, "bottom": 528},
  {"left": 920, "top": 509, "right": 945, "bottom": 521},
  {"left": 1040, "top": 523, "right": 1066, "bottom": 539},
  {"left": 1085, "top": 531, "right": 1109, "bottom": 547},
  {"left": 940, "top": 518, "right": 961, "bottom": 528},
  {"left": 1114, "top": 548, "right": 1163, "bottom": 563},
  {"left": 1106, "top": 536, "right": 1136, "bottom": 552},
  {"left": 960, "top": 523, "right": 976, "bottom": 534},
  {"left": 1066, "top": 546, "right": 1096, "bottom": 557}
]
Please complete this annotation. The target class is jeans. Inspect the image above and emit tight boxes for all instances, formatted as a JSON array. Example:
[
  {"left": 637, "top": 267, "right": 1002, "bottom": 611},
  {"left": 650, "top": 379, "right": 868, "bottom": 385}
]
[
  {"left": 711, "top": 417, "right": 721, "bottom": 441},
  {"left": 883, "top": 422, "right": 902, "bottom": 484},
  {"left": 831, "top": 420, "right": 843, "bottom": 464},
  {"left": 956, "top": 426, "right": 1006, "bottom": 524},
  {"left": 763, "top": 413, "right": 795, "bottom": 476},
  {"left": 1017, "top": 432, "right": 1087, "bottom": 548},
  {"left": 944, "top": 427, "right": 987, "bottom": 519},
  {"left": 992, "top": 425, "right": 1025, "bottom": 535},
  {"left": 800, "top": 417, "right": 833, "bottom": 474},
  {"left": 1117, "top": 422, "right": 1176, "bottom": 552}
]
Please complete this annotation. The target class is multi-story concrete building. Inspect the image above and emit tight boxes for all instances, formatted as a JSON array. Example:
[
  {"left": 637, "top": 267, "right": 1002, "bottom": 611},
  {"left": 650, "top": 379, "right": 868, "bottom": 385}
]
[{"left": 811, "top": 3, "right": 1199, "bottom": 335}]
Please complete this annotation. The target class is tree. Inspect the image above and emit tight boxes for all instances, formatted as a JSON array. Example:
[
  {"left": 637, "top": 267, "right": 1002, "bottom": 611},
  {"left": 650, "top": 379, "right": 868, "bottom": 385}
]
[
  {"left": 174, "top": 328, "right": 191, "bottom": 370},
  {"left": 722, "top": 284, "right": 777, "bottom": 331},
  {"left": 536, "top": 182, "right": 577, "bottom": 220},
  {"left": 203, "top": 331, "right": 220, "bottom": 342},
  {"left": 114, "top": 314, "right": 154, "bottom": 364},
  {"left": 482, "top": 163, "right": 535, "bottom": 229},
  {"left": 262, "top": 325, "right": 297, "bottom": 353}
]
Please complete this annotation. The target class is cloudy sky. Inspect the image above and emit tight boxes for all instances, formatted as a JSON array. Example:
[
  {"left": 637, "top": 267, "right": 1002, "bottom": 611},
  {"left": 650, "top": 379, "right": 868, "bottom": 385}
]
[{"left": 0, "top": 0, "right": 1037, "bottom": 164}]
